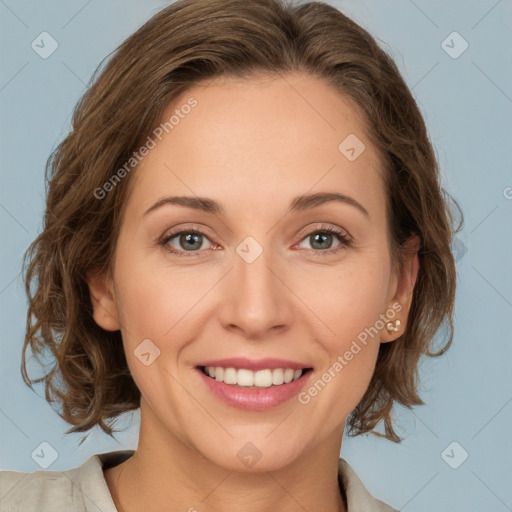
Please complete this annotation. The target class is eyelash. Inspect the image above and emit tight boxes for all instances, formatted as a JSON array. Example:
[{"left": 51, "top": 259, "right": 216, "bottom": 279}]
[{"left": 158, "top": 225, "right": 352, "bottom": 258}]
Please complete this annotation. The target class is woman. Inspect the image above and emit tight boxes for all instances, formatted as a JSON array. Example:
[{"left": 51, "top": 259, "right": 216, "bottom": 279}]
[{"left": 0, "top": 0, "right": 460, "bottom": 510}]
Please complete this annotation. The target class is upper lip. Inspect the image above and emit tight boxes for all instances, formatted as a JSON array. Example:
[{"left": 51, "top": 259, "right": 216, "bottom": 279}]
[{"left": 195, "top": 357, "right": 311, "bottom": 371}]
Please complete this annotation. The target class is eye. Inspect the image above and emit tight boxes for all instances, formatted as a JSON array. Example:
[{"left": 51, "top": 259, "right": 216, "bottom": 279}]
[
  {"left": 296, "top": 226, "right": 352, "bottom": 255},
  {"left": 160, "top": 229, "right": 215, "bottom": 256},
  {"left": 158, "top": 225, "right": 352, "bottom": 258}
]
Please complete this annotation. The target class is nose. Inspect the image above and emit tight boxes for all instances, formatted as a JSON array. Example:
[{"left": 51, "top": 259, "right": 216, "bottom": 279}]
[{"left": 217, "top": 243, "right": 295, "bottom": 340}]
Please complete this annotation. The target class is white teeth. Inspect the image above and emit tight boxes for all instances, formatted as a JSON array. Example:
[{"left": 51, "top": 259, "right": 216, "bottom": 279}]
[
  {"left": 272, "top": 368, "right": 284, "bottom": 385},
  {"left": 214, "top": 367, "right": 224, "bottom": 381},
  {"left": 203, "top": 366, "right": 305, "bottom": 387},
  {"left": 254, "top": 369, "right": 272, "bottom": 387},
  {"left": 283, "top": 368, "right": 294, "bottom": 383},
  {"left": 237, "top": 369, "right": 254, "bottom": 386},
  {"left": 223, "top": 367, "right": 237, "bottom": 385}
]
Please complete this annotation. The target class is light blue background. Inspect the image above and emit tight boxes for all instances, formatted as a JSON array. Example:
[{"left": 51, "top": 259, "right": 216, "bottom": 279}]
[{"left": 1, "top": 1, "right": 511, "bottom": 511}]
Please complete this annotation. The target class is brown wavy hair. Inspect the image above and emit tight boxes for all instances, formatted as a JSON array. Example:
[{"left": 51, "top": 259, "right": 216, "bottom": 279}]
[{"left": 21, "top": 0, "right": 462, "bottom": 444}]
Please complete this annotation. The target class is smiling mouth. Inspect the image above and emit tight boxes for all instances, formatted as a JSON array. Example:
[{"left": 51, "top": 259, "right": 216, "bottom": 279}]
[{"left": 198, "top": 366, "right": 313, "bottom": 389}]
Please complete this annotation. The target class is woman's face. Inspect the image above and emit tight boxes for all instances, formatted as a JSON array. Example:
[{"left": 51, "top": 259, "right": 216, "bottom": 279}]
[{"left": 89, "top": 72, "right": 416, "bottom": 471}]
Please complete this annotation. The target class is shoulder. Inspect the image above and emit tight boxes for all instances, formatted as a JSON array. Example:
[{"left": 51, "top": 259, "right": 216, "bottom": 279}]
[
  {"left": 0, "top": 450, "right": 134, "bottom": 512},
  {"left": 0, "top": 464, "right": 82, "bottom": 512},
  {"left": 338, "top": 458, "right": 398, "bottom": 512}
]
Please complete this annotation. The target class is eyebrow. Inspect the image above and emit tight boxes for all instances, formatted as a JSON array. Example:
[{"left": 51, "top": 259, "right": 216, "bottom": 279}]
[{"left": 144, "top": 192, "right": 370, "bottom": 218}]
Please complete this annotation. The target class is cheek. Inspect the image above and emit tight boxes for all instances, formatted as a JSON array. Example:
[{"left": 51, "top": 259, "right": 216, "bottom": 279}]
[
  {"left": 112, "top": 255, "right": 203, "bottom": 411},
  {"left": 315, "top": 283, "right": 383, "bottom": 391},
  {"left": 293, "top": 256, "right": 390, "bottom": 411},
  {"left": 300, "top": 257, "right": 391, "bottom": 344},
  {"left": 114, "top": 249, "right": 207, "bottom": 340}
]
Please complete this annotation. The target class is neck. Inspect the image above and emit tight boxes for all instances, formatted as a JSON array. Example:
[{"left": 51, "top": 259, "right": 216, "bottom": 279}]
[{"left": 105, "top": 402, "right": 347, "bottom": 512}]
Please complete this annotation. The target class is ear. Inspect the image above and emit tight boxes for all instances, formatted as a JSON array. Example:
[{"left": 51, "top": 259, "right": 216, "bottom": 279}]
[
  {"left": 380, "top": 234, "right": 420, "bottom": 343},
  {"left": 86, "top": 267, "right": 120, "bottom": 331}
]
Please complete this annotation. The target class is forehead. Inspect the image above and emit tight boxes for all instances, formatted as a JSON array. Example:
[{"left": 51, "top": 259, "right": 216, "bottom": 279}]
[{"left": 126, "top": 72, "right": 386, "bottom": 219}]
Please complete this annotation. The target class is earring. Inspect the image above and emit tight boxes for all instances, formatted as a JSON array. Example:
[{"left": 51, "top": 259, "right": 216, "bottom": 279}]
[{"left": 386, "top": 319, "right": 401, "bottom": 333}]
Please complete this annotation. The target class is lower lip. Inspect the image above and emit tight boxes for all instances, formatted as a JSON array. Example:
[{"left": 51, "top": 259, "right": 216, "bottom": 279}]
[{"left": 196, "top": 368, "right": 312, "bottom": 411}]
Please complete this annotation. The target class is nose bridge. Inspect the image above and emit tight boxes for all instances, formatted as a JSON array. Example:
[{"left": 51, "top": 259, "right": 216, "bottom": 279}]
[{"left": 218, "top": 238, "right": 292, "bottom": 336}]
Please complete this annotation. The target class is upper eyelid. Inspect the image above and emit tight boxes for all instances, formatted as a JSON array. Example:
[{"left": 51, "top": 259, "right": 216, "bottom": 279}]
[
  {"left": 160, "top": 224, "right": 214, "bottom": 241},
  {"left": 162, "top": 224, "right": 350, "bottom": 250},
  {"left": 295, "top": 223, "right": 350, "bottom": 240},
  {"left": 162, "top": 223, "right": 348, "bottom": 239}
]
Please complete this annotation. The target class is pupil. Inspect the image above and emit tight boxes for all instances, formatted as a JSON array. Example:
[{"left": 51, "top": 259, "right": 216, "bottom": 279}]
[
  {"left": 181, "top": 233, "right": 201, "bottom": 250},
  {"left": 177, "top": 232, "right": 333, "bottom": 251},
  {"left": 312, "top": 232, "right": 332, "bottom": 250}
]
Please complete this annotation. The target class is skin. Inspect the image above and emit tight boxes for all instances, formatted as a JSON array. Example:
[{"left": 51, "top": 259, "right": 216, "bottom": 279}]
[{"left": 87, "top": 72, "right": 419, "bottom": 512}]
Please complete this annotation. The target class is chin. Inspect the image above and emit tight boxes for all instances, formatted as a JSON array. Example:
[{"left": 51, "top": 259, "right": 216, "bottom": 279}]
[{"left": 191, "top": 434, "right": 307, "bottom": 474}]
